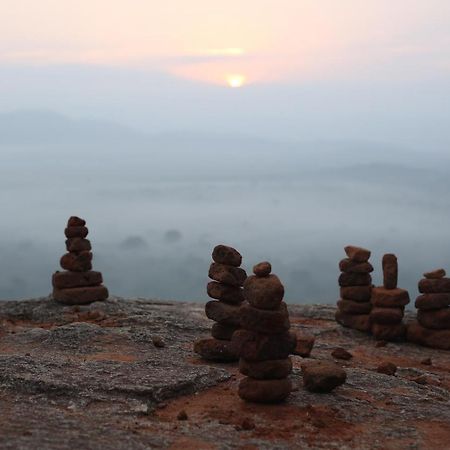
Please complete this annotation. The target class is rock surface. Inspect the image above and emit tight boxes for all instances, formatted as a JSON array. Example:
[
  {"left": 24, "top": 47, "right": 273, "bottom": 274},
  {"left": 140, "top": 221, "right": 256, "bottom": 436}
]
[{"left": 0, "top": 297, "right": 449, "bottom": 449}]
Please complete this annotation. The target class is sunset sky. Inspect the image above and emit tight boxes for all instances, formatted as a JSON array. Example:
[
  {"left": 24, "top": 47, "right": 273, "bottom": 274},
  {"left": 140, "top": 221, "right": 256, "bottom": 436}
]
[{"left": 1, "top": 1, "right": 449, "bottom": 147}]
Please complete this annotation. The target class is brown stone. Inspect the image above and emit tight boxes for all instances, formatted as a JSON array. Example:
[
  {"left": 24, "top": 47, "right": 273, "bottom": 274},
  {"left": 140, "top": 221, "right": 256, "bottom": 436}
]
[
  {"left": 417, "top": 308, "right": 450, "bottom": 330},
  {"left": 67, "top": 216, "right": 86, "bottom": 227},
  {"left": 193, "top": 338, "right": 238, "bottom": 362},
  {"left": 337, "top": 299, "right": 372, "bottom": 315},
  {"left": 344, "top": 245, "right": 371, "bottom": 263},
  {"left": 231, "top": 329, "right": 296, "bottom": 361},
  {"left": 370, "top": 307, "right": 404, "bottom": 325},
  {"left": 421, "top": 358, "right": 432, "bottom": 366},
  {"left": 382, "top": 254, "right": 398, "bottom": 290},
  {"left": 253, "top": 261, "right": 272, "bottom": 277},
  {"left": 407, "top": 322, "right": 450, "bottom": 350},
  {"left": 338, "top": 272, "right": 372, "bottom": 287},
  {"left": 377, "top": 362, "right": 397, "bottom": 376},
  {"left": 243, "top": 274, "right": 284, "bottom": 310},
  {"left": 60, "top": 252, "right": 93, "bottom": 272},
  {"left": 423, "top": 268, "right": 446, "bottom": 279},
  {"left": 301, "top": 361, "right": 347, "bottom": 393},
  {"left": 206, "top": 282, "right": 244, "bottom": 305},
  {"left": 371, "top": 287, "right": 410, "bottom": 307},
  {"left": 53, "top": 285, "right": 108, "bottom": 305},
  {"left": 52, "top": 271, "right": 103, "bottom": 289},
  {"left": 293, "top": 334, "right": 315, "bottom": 357},
  {"left": 211, "top": 323, "right": 239, "bottom": 340},
  {"left": 205, "top": 301, "right": 241, "bottom": 327},
  {"left": 208, "top": 263, "right": 247, "bottom": 287},
  {"left": 415, "top": 293, "right": 450, "bottom": 311},
  {"left": 238, "top": 377, "right": 292, "bottom": 403},
  {"left": 371, "top": 323, "right": 406, "bottom": 341},
  {"left": 335, "top": 310, "right": 371, "bottom": 332},
  {"left": 340, "top": 286, "right": 372, "bottom": 302},
  {"left": 212, "top": 245, "right": 242, "bottom": 267},
  {"left": 240, "top": 303, "right": 290, "bottom": 334},
  {"left": 331, "top": 348, "right": 352, "bottom": 360},
  {"left": 339, "top": 259, "right": 374, "bottom": 273},
  {"left": 64, "top": 226, "right": 89, "bottom": 238},
  {"left": 239, "top": 357, "right": 292, "bottom": 380},
  {"left": 65, "top": 238, "right": 92, "bottom": 253},
  {"left": 419, "top": 278, "right": 450, "bottom": 294}
]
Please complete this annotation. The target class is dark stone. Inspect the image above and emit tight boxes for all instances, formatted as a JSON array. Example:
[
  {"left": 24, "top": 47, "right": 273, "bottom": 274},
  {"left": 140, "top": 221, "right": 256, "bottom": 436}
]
[
  {"left": 337, "top": 299, "right": 372, "bottom": 315},
  {"left": 239, "top": 357, "right": 292, "bottom": 380},
  {"left": 211, "top": 323, "right": 239, "bottom": 340},
  {"left": 338, "top": 272, "right": 372, "bottom": 287},
  {"left": 253, "top": 262, "right": 271, "bottom": 277},
  {"left": 240, "top": 303, "right": 290, "bottom": 334},
  {"left": 331, "top": 348, "right": 352, "bottom": 360},
  {"left": 193, "top": 338, "right": 238, "bottom": 362},
  {"left": 53, "top": 286, "right": 109, "bottom": 305},
  {"left": 238, "top": 377, "right": 292, "bottom": 403},
  {"left": 52, "top": 271, "right": 103, "bottom": 289},
  {"left": 64, "top": 226, "right": 89, "bottom": 238},
  {"left": 419, "top": 278, "right": 450, "bottom": 294},
  {"left": 407, "top": 322, "right": 450, "bottom": 350},
  {"left": 415, "top": 293, "right": 450, "bottom": 310},
  {"left": 371, "top": 287, "right": 410, "bottom": 307},
  {"left": 370, "top": 307, "right": 404, "bottom": 325},
  {"left": 371, "top": 323, "right": 406, "bottom": 341},
  {"left": 207, "top": 282, "right": 244, "bottom": 305},
  {"left": 212, "top": 245, "right": 242, "bottom": 267},
  {"left": 335, "top": 310, "right": 371, "bottom": 332},
  {"left": 293, "top": 334, "right": 315, "bottom": 357},
  {"left": 339, "top": 259, "right": 374, "bottom": 273},
  {"left": 243, "top": 274, "right": 284, "bottom": 310},
  {"left": 423, "top": 268, "right": 446, "bottom": 279},
  {"left": 382, "top": 254, "right": 398, "bottom": 290},
  {"left": 417, "top": 308, "right": 450, "bottom": 330},
  {"left": 60, "top": 252, "right": 93, "bottom": 272},
  {"left": 344, "top": 245, "right": 371, "bottom": 263},
  {"left": 377, "top": 362, "right": 397, "bottom": 376},
  {"left": 231, "top": 329, "right": 296, "bottom": 361},
  {"left": 67, "top": 216, "right": 86, "bottom": 227},
  {"left": 205, "top": 301, "right": 241, "bottom": 327},
  {"left": 65, "top": 238, "right": 92, "bottom": 253},
  {"left": 301, "top": 361, "right": 347, "bottom": 393},
  {"left": 340, "top": 286, "right": 372, "bottom": 302},
  {"left": 208, "top": 263, "right": 247, "bottom": 287}
]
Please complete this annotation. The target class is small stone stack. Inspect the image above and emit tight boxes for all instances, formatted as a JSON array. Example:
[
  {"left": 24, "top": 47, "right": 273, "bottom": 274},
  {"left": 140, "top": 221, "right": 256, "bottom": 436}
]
[
  {"left": 52, "top": 217, "right": 109, "bottom": 305},
  {"left": 194, "top": 245, "right": 247, "bottom": 362},
  {"left": 407, "top": 269, "right": 450, "bottom": 350},
  {"left": 232, "top": 261, "right": 295, "bottom": 403},
  {"left": 370, "top": 254, "right": 409, "bottom": 341},
  {"left": 335, "top": 245, "right": 373, "bottom": 332}
]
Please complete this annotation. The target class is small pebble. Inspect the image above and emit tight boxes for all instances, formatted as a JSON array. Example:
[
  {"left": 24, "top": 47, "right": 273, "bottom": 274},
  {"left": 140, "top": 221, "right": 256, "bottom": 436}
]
[
  {"left": 331, "top": 347, "right": 353, "bottom": 360},
  {"left": 377, "top": 362, "right": 397, "bottom": 376},
  {"left": 412, "top": 375, "right": 427, "bottom": 385},
  {"left": 421, "top": 357, "right": 432, "bottom": 366},
  {"left": 375, "top": 340, "right": 388, "bottom": 348},
  {"left": 240, "top": 418, "right": 255, "bottom": 430},
  {"left": 152, "top": 336, "right": 165, "bottom": 348},
  {"left": 177, "top": 410, "right": 188, "bottom": 420}
]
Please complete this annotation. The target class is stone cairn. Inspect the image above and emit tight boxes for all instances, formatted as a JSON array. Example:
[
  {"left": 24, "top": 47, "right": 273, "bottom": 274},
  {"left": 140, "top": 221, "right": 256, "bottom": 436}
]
[
  {"left": 335, "top": 246, "right": 373, "bottom": 332},
  {"left": 407, "top": 268, "right": 450, "bottom": 350},
  {"left": 194, "top": 245, "right": 247, "bottom": 362},
  {"left": 370, "top": 254, "right": 409, "bottom": 341},
  {"left": 232, "top": 261, "right": 296, "bottom": 403},
  {"left": 52, "top": 217, "right": 109, "bottom": 305}
]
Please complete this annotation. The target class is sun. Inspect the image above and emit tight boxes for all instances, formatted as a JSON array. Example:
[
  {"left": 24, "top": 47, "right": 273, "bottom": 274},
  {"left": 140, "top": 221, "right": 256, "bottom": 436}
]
[{"left": 226, "top": 74, "right": 246, "bottom": 88}]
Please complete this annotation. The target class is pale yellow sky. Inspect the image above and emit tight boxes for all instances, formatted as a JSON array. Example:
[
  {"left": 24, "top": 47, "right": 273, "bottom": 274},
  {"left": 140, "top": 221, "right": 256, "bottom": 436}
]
[{"left": 1, "top": 0, "right": 449, "bottom": 85}]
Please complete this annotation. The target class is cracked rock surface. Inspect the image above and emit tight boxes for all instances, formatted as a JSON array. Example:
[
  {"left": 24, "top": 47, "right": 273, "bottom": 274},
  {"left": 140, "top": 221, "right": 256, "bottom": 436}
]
[{"left": 0, "top": 297, "right": 449, "bottom": 449}]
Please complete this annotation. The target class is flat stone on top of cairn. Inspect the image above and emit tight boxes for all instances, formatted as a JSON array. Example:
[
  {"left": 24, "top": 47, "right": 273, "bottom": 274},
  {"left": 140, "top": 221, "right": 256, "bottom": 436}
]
[
  {"left": 234, "top": 262, "right": 295, "bottom": 403},
  {"left": 407, "top": 268, "right": 450, "bottom": 350},
  {"left": 370, "top": 253, "right": 409, "bottom": 341},
  {"left": 52, "top": 217, "right": 108, "bottom": 305},
  {"left": 194, "top": 245, "right": 247, "bottom": 362},
  {"left": 336, "top": 245, "right": 373, "bottom": 332}
]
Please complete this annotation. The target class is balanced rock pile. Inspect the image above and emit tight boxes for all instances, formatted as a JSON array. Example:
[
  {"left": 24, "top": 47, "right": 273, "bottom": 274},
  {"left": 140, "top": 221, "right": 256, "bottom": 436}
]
[
  {"left": 52, "top": 217, "right": 109, "bottom": 305},
  {"left": 370, "top": 254, "right": 409, "bottom": 341},
  {"left": 335, "top": 245, "right": 373, "bottom": 332},
  {"left": 194, "top": 245, "right": 247, "bottom": 362},
  {"left": 232, "top": 261, "right": 295, "bottom": 403},
  {"left": 407, "top": 268, "right": 450, "bottom": 350}
]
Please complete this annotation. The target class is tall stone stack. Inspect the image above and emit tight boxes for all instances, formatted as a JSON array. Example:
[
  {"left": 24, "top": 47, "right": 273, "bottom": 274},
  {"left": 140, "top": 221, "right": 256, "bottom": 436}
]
[
  {"left": 370, "top": 254, "right": 410, "bottom": 341},
  {"left": 194, "top": 245, "right": 247, "bottom": 362},
  {"left": 335, "top": 246, "right": 373, "bottom": 332},
  {"left": 407, "top": 268, "right": 450, "bottom": 350},
  {"left": 52, "top": 216, "right": 109, "bottom": 305},
  {"left": 232, "top": 261, "right": 296, "bottom": 403}
]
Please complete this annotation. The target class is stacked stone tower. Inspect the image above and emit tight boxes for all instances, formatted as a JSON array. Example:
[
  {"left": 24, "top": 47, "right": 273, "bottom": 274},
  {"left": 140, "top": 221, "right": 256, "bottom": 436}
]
[
  {"left": 233, "top": 261, "right": 296, "bottom": 403},
  {"left": 194, "top": 245, "right": 247, "bottom": 362},
  {"left": 52, "top": 216, "right": 109, "bottom": 305},
  {"left": 407, "top": 268, "right": 450, "bottom": 350},
  {"left": 336, "top": 246, "right": 373, "bottom": 332},
  {"left": 370, "top": 254, "right": 410, "bottom": 341}
]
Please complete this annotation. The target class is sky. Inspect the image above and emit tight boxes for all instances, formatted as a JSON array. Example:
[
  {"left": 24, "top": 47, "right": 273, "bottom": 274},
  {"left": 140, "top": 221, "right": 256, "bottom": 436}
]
[{"left": 0, "top": 1, "right": 449, "bottom": 146}]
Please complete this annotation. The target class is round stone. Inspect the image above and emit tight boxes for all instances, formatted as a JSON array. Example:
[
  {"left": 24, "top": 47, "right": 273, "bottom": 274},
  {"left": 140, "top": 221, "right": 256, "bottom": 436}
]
[
  {"left": 335, "top": 310, "right": 371, "bottom": 332},
  {"left": 337, "top": 299, "right": 372, "bottom": 315},
  {"left": 193, "top": 338, "right": 238, "bottom": 362},
  {"left": 344, "top": 245, "right": 371, "bottom": 263},
  {"left": 207, "top": 282, "right": 244, "bottom": 305},
  {"left": 239, "top": 357, "right": 292, "bottom": 380},
  {"left": 338, "top": 272, "right": 372, "bottom": 287},
  {"left": 240, "top": 302, "right": 290, "bottom": 334},
  {"left": 415, "top": 293, "right": 450, "bottom": 310},
  {"left": 370, "top": 307, "right": 404, "bottom": 325},
  {"left": 417, "top": 308, "right": 450, "bottom": 330},
  {"left": 53, "top": 285, "right": 108, "bottom": 305},
  {"left": 301, "top": 361, "right": 347, "bottom": 393},
  {"left": 212, "top": 245, "right": 242, "bottom": 267},
  {"left": 208, "top": 263, "right": 247, "bottom": 287},
  {"left": 340, "top": 286, "right": 372, "bottom": 302},
  {"left": 238, "top": 377, "right": 292, "bottom": 403},
  {"left": 253, "top": 261, "right": 272, "bottom": 277},
  {"left": 371, "top": 287, "right": 410, "bottom": 307},
  {"left": 243, "top": 274, "right": 284, "bottom": 310},
  {"left": 205, "top": 301, "right": 241, "bottom": 327}
]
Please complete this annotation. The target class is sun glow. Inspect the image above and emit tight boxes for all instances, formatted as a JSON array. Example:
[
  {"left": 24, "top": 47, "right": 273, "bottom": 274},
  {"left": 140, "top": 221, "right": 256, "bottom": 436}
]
[{"left": 227, "top": 74, "right": 246, "bottom": 88}]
